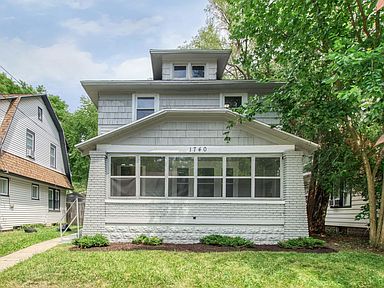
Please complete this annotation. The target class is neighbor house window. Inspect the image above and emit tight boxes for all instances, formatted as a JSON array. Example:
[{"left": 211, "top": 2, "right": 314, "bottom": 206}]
[
  {"left": 226, "top": 157, "right": 252, "bottom": 197},
  {"left": 109, "top": 155, "right": 282, "bottom": 199},
  {"left": 31, "top": 184, "right": 39, "bottom": 200},
  {"left": 110, "top": 157, "right": 136, "bottom": 197},
  {"left": 26, "top": 129, "right": 35, "bottom": 159},
  {"left": 38, "top": 107, "right": 43, "bottom": 121},
  {"left": 329, "top": 181, "right": 352, "bottom": 208},
  {"left": 173, "top": 65, "right": 187, "bottom": 78},
  {"left": 50, "top": 144, "right": 56, "bottom": 168},
  {"left": 191, "top": 65, "right": 205, "bottom": 78},
  {"left": 140, "top": 156, "right": 165, "bottom": 197},
  {"left": 254, "top": 157, "right": 281, "bottom": 198},
  {"left": 197, "top": 157, "right": 223, "bottom": 197},
  {"left": 48, "top": 188, "right": 60, "bottom": 211},
  {"left": 0, "top": 177, "right": 9, "bottom": 196},
  {"left": 135, "top": 95, "right": 159, "bottom": 120},
  {"left": 169, "top": 157, "right": 194, "bottom": 197}
]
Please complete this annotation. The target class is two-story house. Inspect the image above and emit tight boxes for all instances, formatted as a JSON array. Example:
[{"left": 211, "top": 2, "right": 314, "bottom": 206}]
[
  {"left": 0, "top": 94, "right": 72, "bottom": 231},
  {"left": 76, "top": 49, "right": 318, "bottom": 244}
]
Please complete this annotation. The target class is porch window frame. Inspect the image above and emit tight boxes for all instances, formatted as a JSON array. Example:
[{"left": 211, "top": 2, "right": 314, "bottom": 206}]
[{"left": 108, "top": 154, "right": 283, "bottom": 201}]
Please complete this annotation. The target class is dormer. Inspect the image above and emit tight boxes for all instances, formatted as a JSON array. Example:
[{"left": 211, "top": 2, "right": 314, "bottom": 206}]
[{"left": 150, "top": 49, "right": 231, "bottom": 80}]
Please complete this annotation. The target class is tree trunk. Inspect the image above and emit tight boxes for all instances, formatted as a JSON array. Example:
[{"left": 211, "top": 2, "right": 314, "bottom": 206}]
[
  {"left": 361, "top": 151, "right": 378, "bottom": 245},
  {"left": 306, "top": 153, "right": 329, "bottom": 235}
]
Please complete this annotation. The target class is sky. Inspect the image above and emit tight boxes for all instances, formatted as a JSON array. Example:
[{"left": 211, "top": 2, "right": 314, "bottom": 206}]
[{"left": 0, "top": 0, "right": 208, "bottom": 110}]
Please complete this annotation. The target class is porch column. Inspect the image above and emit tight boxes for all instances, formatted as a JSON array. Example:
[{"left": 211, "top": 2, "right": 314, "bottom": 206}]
[
  {"left": 82, "top": 151, "right": 107, "bottom": 235},
  {"left": 283, "top": 150, "right": 309, "bottom": 239}
]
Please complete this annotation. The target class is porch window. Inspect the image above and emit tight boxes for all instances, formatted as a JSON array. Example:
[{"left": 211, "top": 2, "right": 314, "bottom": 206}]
[
  {"left": 110, "top": 157, "right": 136, "bottom": 197},
  {"left": 197, "top": 157, "right": 222, "bottom": 197},
  {"left": 329, "top": 181, "right": 352, "bottom": 208},
  {"left": 226, "top": 157, "right": 252, "bottom": 197},
  {"left": 48, "top": 188, "right": 60, "bottom": 211},
  {"left": 140, "top": 156, "right": 165, "bottom": 197},
  {"left": 168, "top": 157, "right": 194, "bottom": 197},
  {"left": 254, "top": 157, "right": 281, "bottom": 198},
  {"left": 109, "top": 155, "right": 282, "bottom": 199}
]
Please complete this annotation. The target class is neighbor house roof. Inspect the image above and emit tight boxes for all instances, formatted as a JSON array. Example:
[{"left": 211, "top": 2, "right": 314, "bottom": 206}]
[
  {"left": 76, "top": 109, "right": 319, "bottom": 155},
  {"left": 0, "top": 151, "right": 72, "bottom": 189},
  {"left": 81, "top": 80, "right": 285, "bottom": 107},
  {"left": 0, "top": 94, "right": 72, "bottom": 189},
  {"left": 150, "top": 49, "right": 232, "bottom": 80}
]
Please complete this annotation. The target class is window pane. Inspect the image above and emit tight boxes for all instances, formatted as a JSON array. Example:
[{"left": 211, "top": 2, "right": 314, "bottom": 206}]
[
  {"left": 174, "top": 65, "right": 187, "bottom": 78},
  {"left": 140, "top": 178, "right": 165, "bottom": 196},
  {"left": 169, "top": 157, "right": 194, "bottom": 176},
  {"left": 55, "top": 190, "right": 60, "bottom": 210},
  {"left": 226, "top": 157, "right": 251, "bottom": 177},
  {"left": 32, "top": 185, "right": 39, "bottom": 199},
  {"left": 192, "top": 65, "right": 205, "bottom": 78},
  {"left": 137, "top": 109, "right": 155, "bottom": 120},
  {"left": 111, "top": 157, "right": 135, "bottom": 176},
  {"left": 255, "top": 179, "right": 280, "bottom": 198},
  {"left": 0, "top": 178, "right": 8, "bottom": 195},
  {"left": 48, "top": 189, "right": 53, "bottom": 209},
  {"left": 198, "top": 157, "right": 222, "bottom": 176},
  {"left": 50, "top": 145, "right": 56, "bottom": 168},
  {"left": 224, "top": 96, "right": 242, "bottom": 108},
  {"left": 137, "top": 97, "right": 154, "bottom": 109},
  {"left": 255, "top": 158, "right": 280, "bottom": 177},
  {"left": 111, "top": 178, "right": 136, "bottom": 197},
  {"left": 197, "top": 178, "right": 222, "bottom": 197},
  {"left": 169, "top": 178, "right": 194, "bottom": 197},
  {"left": 226, "top": 179, "right": 251, "bottom": 197},
  {"left": 141, "top": 157, "right": 165, "bottom": 176}
]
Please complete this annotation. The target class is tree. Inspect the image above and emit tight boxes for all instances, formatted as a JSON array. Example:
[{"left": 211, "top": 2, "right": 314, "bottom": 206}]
[{"left": 223, "top": 0, "right": 383, "bottom": 244}]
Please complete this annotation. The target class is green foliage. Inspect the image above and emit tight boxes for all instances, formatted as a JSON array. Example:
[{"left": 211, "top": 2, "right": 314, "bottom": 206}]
[
  {"left": 180, "top": 22, "right": 224, "bottom": 49},
  {"left": 132, "top": 234, "right": 163, "bottom": 246},
  {"left": 200, "top": 234, "right": 253, "bottom": 247},
  {"left": 72, "top": 234, "right": 109, "bottom": 249},
  {"left": 278, "top": 237, "right": 326, "bottom": 249}
]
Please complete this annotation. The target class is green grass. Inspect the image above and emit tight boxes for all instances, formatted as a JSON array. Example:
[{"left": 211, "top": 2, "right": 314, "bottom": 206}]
[
  {"left": 0, "top": 246, "right": 383, "bottom": 287},
  {"left": 0, "top": 226, "right": 76, "bottom": 257}
]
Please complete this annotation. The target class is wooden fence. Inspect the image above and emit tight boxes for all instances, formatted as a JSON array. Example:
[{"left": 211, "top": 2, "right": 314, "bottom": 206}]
[{"left": 66, "top": 200, "right": 85, "bottom": 226}]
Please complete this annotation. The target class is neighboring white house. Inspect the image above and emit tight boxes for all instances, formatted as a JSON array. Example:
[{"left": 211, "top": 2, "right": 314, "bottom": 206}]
[
  {"left": 76, "top": 49, "right": 319, "bottom": 244},
  {"left": 0, "top": 94, "right": 72, "bottom": 231}
]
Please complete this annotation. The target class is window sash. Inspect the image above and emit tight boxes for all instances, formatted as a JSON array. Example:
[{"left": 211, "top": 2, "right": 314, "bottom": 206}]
[
  {"left": 50, "top": 144, "right": 56, "bottom": 168},
  {"left": 31, "top": 184, "right": 39, "bottom": 200},
  {"left": 48, "top": 188, "right": 60, "bottom": 210},
  {"left": 0, "top": 177, "right": 9, "bottom": 196}
]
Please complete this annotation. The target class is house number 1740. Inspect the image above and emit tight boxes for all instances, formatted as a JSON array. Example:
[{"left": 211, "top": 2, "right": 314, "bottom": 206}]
[{"left": 189, "top": 146, "right": 208, "bottom": 152}]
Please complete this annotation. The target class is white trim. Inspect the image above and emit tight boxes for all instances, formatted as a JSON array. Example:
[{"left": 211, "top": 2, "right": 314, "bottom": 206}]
[
  {"left": 105, "top": 217, "right": 284, "bottom": 225},
  {"left": 220, "top": 92, "right": 248, "bottom": 108},
  {"left": 132, "top": 93, "right": 160, "bottom": 121},
  {"left": 105, "top": 198, "right": 285, "bottom": 205},
  {"left": 98, "top": 145, "right": 295, "bottom": 154}
]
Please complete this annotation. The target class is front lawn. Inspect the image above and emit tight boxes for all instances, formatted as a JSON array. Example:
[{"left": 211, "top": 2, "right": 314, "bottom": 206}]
[
  {"left": 0, "top": 226, "right": 76, "bottom": 257},
  {"left": 0, "top": 246, "right": 383, "bottom": 287}
]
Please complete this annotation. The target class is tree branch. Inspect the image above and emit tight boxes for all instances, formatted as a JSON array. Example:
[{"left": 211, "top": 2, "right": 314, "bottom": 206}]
[
  {"left": 356, "top": 0, "right": 371, "bottom": 38},
  {"left": 347, "top": 1, "right": 363, "bottom": 43}
]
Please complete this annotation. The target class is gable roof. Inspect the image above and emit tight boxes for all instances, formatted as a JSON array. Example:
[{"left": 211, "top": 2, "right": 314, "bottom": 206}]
[
  {"left": 0, "top": 94, "right": 72, "bottom": 188},
  {"left": 76, "top": 109, "right": 319, "bottom": 155},
  {"left": 150, "top": 49, "right": 232, "bottom": 80}
]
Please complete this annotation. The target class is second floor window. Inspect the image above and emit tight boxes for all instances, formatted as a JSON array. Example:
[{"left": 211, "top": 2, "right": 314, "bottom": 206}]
[
  {"left": 173, "top": 65, "right": 187, "bottom": 78},
  {"left": 136, "top": 97, "right": 155, "bottom": 120},
  {"left": 50, "top": 144, "right": 56, "bottom": 168},
  {"left": 38, "top": 107, "right": 43, "bottom": 121},
  {"left": 26, "top": 129, "right": 35, "bottom": 159}
]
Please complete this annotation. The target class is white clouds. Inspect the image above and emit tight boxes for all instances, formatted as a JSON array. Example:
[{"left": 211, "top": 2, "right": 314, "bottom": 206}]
[
  {"left": 9, "top": 0, "right": 96, "bottom": 10},
  {"left": 61, "top": 15, "right": 163, "bottom": 36},
  {"left": 0, "top": 37, "right": 152, "bottom": 107}
]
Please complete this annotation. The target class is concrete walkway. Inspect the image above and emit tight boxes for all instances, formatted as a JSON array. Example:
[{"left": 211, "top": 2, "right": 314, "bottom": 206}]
[{"left": 0, "top": 234, "right": 76, "bottom": 272}]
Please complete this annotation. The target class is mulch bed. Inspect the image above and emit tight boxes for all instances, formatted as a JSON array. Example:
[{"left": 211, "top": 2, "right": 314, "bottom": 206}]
[{"left": 70, "top": 243, "right": 337, "bottom": 253}]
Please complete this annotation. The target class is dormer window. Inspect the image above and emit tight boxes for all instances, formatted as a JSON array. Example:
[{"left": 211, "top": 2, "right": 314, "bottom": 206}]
[
  {"left": 192, "top": 65, "right": 205, "bottom": 78},
  {"left": 221, "top": 93, "right": 248, "bottom": 109},
  {"left": 173, "top": 65, "right": 187, "bottom": 78}
]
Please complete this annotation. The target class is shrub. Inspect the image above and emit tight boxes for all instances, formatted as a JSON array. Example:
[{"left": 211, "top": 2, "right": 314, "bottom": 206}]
[
  {"left": 278, "top": 237, "right": 326, "bottom": 249},
  {"left": 72, "top": 234, "right": 109, "bottom": 249},
  {"left": 200, "top": 235, "right": 253, "bottom": 247},
  {"left": 132, "top": 234, "right": 163, "bottom": 246}
]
